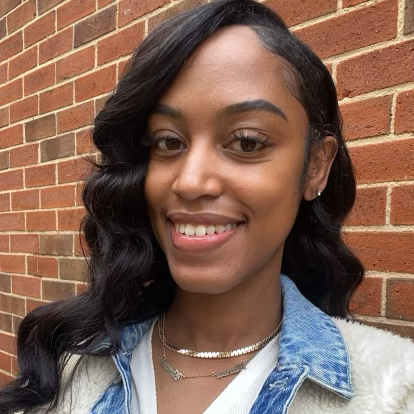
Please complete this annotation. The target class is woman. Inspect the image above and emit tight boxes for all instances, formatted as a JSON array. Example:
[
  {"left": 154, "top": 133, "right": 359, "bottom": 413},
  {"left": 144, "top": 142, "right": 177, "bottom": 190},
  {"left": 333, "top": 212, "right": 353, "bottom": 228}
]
[{"left": 1, "top": 0, "right": 413, "bottom": 413}]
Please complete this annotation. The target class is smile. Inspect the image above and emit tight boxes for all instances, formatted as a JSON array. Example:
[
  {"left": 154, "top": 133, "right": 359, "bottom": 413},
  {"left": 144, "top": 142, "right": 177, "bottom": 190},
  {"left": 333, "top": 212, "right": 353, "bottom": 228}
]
[{"left": 174, "top": 223, "right": 237, "bottom": 236}]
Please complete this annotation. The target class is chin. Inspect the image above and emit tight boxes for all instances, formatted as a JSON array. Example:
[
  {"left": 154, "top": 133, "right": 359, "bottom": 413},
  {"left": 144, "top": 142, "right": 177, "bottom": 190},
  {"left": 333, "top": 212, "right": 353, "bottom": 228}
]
[{"left": 171, "top": 270, "right": 239, "bottom": 295}]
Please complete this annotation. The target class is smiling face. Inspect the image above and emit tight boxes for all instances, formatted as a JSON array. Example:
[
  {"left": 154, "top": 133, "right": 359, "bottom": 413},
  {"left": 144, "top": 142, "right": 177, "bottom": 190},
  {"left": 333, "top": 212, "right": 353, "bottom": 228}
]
[{"left": 144, "top": 25, "right": 310, "bottom": 295}]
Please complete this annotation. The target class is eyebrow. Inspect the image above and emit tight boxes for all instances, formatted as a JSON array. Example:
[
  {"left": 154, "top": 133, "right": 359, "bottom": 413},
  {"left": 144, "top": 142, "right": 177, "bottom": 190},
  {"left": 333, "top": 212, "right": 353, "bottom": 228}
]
[{"left": 152, "top": 99, "right": 288, "bottom": 122}]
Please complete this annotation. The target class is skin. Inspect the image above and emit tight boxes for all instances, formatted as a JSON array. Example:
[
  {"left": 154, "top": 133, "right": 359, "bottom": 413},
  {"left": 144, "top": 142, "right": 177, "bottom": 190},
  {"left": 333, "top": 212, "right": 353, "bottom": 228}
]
[{"left": 144, "top": 25, "right": 337, "bottom": 414}]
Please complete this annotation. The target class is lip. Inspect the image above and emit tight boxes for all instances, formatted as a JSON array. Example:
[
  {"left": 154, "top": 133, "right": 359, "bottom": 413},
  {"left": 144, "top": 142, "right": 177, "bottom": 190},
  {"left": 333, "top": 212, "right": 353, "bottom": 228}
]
[
  {"left": 167, "top": 211, "right": 243, "bottom": 225},
  {"left": 168, "top": 220, "right": 241, "bottom": 253}
]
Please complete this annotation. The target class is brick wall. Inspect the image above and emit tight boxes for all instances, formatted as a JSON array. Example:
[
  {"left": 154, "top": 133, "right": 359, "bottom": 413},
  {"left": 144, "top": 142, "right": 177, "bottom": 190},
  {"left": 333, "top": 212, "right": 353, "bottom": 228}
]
[{"left": 0, "top": 0, "right": 413, "bottom": 385}]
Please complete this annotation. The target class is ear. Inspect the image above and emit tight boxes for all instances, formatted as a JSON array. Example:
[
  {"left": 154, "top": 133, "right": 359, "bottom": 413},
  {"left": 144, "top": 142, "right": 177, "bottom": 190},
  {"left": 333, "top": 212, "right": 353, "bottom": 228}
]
[{"left": 303, "top": 136, "right": 338, "bottom": 201}]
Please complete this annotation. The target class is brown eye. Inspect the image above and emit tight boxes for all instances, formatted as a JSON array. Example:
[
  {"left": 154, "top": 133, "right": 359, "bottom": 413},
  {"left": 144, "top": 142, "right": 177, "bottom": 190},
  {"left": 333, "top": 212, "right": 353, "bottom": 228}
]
[
  {"left": 156, "top": 137, "right": 184, "bottom": 151},
  {"left": 227, "top": 137, "right": 266, "bottom": 153}
]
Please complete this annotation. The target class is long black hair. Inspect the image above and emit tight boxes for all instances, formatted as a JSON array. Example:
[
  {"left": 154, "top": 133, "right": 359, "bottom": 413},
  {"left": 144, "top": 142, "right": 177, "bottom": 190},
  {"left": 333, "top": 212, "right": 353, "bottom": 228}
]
[{"left": 0, "top": 0, "right": 363, "bottom": 412}]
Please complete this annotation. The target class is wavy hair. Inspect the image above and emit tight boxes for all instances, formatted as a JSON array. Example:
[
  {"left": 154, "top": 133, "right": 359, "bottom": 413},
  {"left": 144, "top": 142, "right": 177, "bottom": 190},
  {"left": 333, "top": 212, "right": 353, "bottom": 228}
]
[{"left": 0, "top": 0, "right": 363, "bottom": 412}]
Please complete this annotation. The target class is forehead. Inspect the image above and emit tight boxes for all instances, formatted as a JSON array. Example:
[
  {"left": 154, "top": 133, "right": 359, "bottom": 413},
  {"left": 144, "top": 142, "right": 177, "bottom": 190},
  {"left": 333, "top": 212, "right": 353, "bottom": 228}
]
[{"left": 157, "top": 25, "right": 305, "bottom": 123}]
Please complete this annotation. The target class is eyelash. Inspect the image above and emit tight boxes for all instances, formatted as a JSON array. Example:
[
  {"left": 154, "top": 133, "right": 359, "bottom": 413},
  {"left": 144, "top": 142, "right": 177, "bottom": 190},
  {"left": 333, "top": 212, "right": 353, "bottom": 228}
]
[{"left": 147, "top": 130, "right": 271, "bottom": 153}]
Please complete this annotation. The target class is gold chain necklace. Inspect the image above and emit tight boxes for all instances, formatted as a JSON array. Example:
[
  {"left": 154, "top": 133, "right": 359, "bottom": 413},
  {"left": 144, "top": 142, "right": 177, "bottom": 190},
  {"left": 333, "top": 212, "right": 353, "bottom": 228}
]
[
  {"left": 158, "top": 318, "right": 256, "bottom": 381},
  {"left": 158, "top": 313, "right": 282, "bottom": 359}
]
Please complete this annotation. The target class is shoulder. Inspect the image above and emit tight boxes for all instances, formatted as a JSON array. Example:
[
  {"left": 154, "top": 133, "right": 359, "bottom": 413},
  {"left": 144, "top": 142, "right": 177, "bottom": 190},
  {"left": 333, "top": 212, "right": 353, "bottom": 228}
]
[{"left": 31, "top": 353, "right": 118, "bottom": 414}]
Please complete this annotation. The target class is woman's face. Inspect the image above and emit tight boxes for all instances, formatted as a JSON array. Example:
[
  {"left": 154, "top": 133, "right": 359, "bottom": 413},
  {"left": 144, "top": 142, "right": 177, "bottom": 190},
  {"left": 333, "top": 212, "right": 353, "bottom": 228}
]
[{"left": 145, "top": 25, "right": 309, "bottom": 295}]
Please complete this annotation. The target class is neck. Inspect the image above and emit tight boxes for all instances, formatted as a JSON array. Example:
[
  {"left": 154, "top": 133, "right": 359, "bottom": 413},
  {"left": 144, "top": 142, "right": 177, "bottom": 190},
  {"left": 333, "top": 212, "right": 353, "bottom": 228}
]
[{"left": 165, "top": 273, "right": 282, "bottom": 352}]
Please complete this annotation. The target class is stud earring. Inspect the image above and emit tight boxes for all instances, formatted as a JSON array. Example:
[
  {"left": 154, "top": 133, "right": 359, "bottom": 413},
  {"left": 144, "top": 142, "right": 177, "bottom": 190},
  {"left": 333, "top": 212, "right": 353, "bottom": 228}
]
[{"left": 316, "top": 190, "right": 322, "bottom": 197}]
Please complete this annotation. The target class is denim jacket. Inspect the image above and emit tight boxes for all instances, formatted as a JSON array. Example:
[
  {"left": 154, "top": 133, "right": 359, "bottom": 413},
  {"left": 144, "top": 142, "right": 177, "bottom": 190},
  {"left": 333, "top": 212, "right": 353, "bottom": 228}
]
[{"left": 89, "top": 275, "right": 354, "bottom": 414}]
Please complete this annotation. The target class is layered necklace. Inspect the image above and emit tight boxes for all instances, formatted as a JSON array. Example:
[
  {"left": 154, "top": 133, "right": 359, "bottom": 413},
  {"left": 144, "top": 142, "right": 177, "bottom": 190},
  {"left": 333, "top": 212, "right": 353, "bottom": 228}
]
[{"left": 158, "top": 314, "right": 282, "bottom": 381}]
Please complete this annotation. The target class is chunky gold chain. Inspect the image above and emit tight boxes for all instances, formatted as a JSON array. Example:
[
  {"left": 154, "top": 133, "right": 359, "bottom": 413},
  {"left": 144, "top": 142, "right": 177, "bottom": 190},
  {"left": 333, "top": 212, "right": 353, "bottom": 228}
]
[{"left": 158, "top": 313, "right": 282, "bottom": 359}]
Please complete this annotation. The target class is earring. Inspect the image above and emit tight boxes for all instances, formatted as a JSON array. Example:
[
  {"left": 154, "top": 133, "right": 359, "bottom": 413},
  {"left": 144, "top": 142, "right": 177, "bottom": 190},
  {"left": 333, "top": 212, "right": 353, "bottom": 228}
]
[{"left": 316, "top": 190, "right": 322, "bottom": 197}]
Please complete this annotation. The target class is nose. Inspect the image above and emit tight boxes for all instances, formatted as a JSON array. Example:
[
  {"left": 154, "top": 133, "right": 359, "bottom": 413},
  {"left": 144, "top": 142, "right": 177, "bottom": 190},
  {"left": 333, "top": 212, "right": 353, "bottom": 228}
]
[{"left": 171, "top": 143, "right": 223, "bottom": 201}]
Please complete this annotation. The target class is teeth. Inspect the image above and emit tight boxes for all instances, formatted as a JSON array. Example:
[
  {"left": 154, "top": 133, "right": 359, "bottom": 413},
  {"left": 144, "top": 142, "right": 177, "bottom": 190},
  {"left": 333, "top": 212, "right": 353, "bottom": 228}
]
[
  {"left": 184, "top": 224, "right": 195, "bottom": 236},
  {"left": 175, "top": 222, "right": 238, "bottom": 236}
]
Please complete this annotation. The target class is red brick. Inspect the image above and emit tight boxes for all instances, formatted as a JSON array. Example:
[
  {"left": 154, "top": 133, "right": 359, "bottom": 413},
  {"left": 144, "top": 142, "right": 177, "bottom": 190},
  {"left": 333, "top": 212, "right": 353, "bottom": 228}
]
[
  {"left": 26, "top": 210, "right": 56, "bottom": 231},
  {"left": 24, "top": 63, "right": 55, "bottom": 95},
  {"left": 0, "top": 313, "right": 13, "bottom": 332},
  {"left": 12, "top": 274, "right": 41, "bottom": 298},
  {"left": 10, "top": 142, "right": 38, "bottom": 167},
  {"left": 39, "top": 26, "right": 73, "bottom": 64},
  {"left": 0, "top": 234, "right": 9, "bottom": 252},
  {"left": 386, "top": 279, "right": 414, "bottom": 321},
  {"left": 265, "top": 0, "right": 337, "bottom": 26},
  {"left": 98, "top": 0, "right": 113, "bottom": 7},
  {"left": 25, "top": 163, "right": 55, "bottom": 187},
  {"left": 41, "top": 184, "right": 75, "bottom": 208},
  {"left": 148, "top": 0, "right": 210, "bottom": 32},
  {"left": 59, "top": 257, "right": 87, "bottom": 281},
  {"left": 26, "top": 298, "right": 48, "bottom": 313},
  {"left": 349, "top": 139, "right": 414, "bottom": 184},
  {"left": 27, "top": 255, "right": 58, "bottom": 277},
  {"left": 10, "top": 95, "right": 38, "bottom": 123},
  {"left": 39, "top": 83, "right": 73, "bottom": 113},
  {"left": 390, "top": 185, "right": 414, "bottom": 225},
  {"left": 0, "top": 352, "right": 11, "bottom": 373},
  {"left": 74, "top": 232, "right": 87, "bottom": 256},
  {"left": 117, "top": 59, "right": 129, "bottom": 81},
  {"left": 0, "top": 170, "right": 23, "bottom": 191},
  {"left": 38, "top": 0, "right": 64, "bottom": 14},
  {"left": 57, "top": 101, "right": 94, "bottom": 133},
  {"left": 0, "top": 79, "right": 22, "bottom": 106},
  {"left": 0, "top": 150, "right": 9, "bottom": 170},
  {"left": 56, "top": 46, "right": 94, "bottom": 82},
  {"left": 75, "top": 65, "right": 116, "bottom": 102},
  {"left": 40, "top": 133, "right": 75, "bottom": 162},
  {"left": 24, "top": 10, "right": 55, "bottom": 48},
  {"left": 10, "top": 234, "right": 39, "bottom": 254},
  {"left": 76, "top": 282, "right": 88, "bottom": 294},
  {"left": 294, "top": 0, "right": 397, "bottom": 59},
  {"left": 0, "top": 372, "right": 14, "bottom": 387},
  {"left": 0, "top": 0, "right": 22, "bottom": 18},
  {"left": 57, "top": 0, "right": 95, "bottom": 29},
  {"left": 58, "top": 207, "right": 85, "bottom": 231},
  {"left": 405, "top": 0, "right": 414, "bottom": 34},
  {"left": 94, "top": 96, "right": 106, "bottom": 115},
  {"left": 394, "top": 89, "right": 414, "bottom": 134},
  {"left": 0, "top": 273, "right": 11, "bottom": 292},
  {"left": 343, "top": 0, "right": 368, "bottom": 6},
  {"left": 0, "top": 193, "right": 10, "bottom": 212},
  {"left": 345, "top": 187, "right": 387, "bottom": 226},
  {"left": 76, "top": 128, "right": 94, "bottom": 154},
  {"left": 0, "top": 107, "right": 9, "bottom": 128},
  {"left": 0, "top": 332, "right": 16, "bottom": 355},
  {"left": 97, "top": 21, "right": 144, "bottom": 65},
  {"left": 39, "top": 234, "right": 73, "bottom": 256},
  {"left": 11, "top": 188, "right": 39, "bottom": 210},
  {"left": 337, "top": 40, "right": 414, "bottom": 99},
  {"left": 0, "top": 212, "right": 24, "bottom": 231},
  {"left": 57, "top": 156, "right": 92, "bottom": 183},
  {"left": 42, "top": 279, "right": 75, "bottom": 300},
  {"left": 0, "top": 31, "right": 22, "bottom": 61},
  {"left": 0, "top": 62, "right": 8, "bottom": 83},
  {"left": 118, "top": 0, "right": 169, "bottom": 27},
  {"left": 74, "top": 6, "right": 116, "bottom": 48},
  {"left": 11, "top": 355, "right": 18, "bottom": 374},
  {"left": 7, "top": 0, "right": 36, "bottom": 33},
  {"left": 25, "top": 114, "right": 56, "bottom": 142},
  {"left": 343, "top": 232, "right": 414, "bottom": 273},
  {"left": 0, "top": 255, "right": 25, "bottom": 274},
  {"left": 9, "top": 46, "right": 37, "bottom": 79},
  {"left": 75, "top": 182, "right": 84, "bottom": 206},
  {"left": 340, "top": 96, "right": 392, "bottom": 140},
  {"left": 0, "top": 18, "right": 5, "bottom": 39},
  {"left": 0, "top": 124, "right": 23, "bottom": 149}
]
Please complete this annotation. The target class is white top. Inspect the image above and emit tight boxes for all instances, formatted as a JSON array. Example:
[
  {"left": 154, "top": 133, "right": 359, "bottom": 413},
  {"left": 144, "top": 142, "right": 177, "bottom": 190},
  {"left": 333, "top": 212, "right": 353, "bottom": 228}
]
[{"left": 130, "top": 320, "right": 280, "bottom": 414}]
